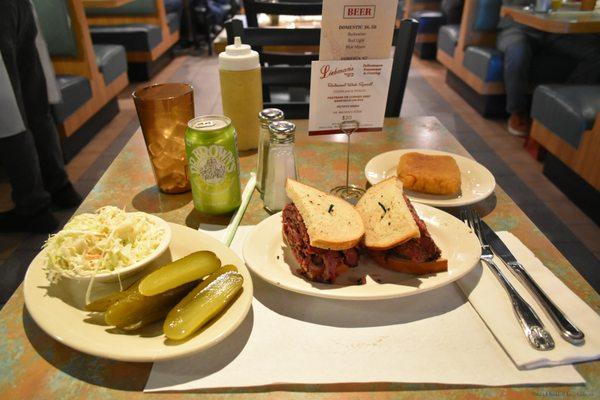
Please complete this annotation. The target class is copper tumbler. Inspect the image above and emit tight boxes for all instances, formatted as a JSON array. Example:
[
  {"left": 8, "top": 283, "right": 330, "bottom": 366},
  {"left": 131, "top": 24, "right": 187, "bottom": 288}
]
[{"left": 133, "top": 83, "right": 194, "bottom": 194}]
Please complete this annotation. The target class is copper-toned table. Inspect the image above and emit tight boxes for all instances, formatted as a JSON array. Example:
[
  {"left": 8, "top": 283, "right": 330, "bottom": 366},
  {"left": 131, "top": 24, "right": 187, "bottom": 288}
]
[
  {"left": 501, "top": 5, "right": 600, "bottom": 33},
  {"left": 1, "top": 117, "right": 599, "bottom": 398}
]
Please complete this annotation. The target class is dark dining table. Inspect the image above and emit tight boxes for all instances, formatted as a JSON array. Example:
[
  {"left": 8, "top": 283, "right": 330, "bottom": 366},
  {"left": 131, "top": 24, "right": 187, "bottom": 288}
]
[{"left": 1, "top": 117, "right": 598, "bottom": 398}]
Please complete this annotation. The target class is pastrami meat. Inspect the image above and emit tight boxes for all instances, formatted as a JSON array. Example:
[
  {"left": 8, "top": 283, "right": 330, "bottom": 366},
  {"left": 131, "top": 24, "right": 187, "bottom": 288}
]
[
  {"left": 282, "top": 203, "right": 359, "bottom": 283},
  {"left": 389, "top": 195, "right": 441, "bottom": 262}
]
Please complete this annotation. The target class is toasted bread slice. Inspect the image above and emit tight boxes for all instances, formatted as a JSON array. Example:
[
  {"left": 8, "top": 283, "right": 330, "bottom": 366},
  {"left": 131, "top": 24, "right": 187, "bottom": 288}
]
[
  {"left": 285, "top": 179, "right": 364, "bottom": 251},
  {"left": 397, "top": 152, "right": 461, "bottom": 195},
  {"left": 355, "top": 177, "right": 420, "bottom": 250}
]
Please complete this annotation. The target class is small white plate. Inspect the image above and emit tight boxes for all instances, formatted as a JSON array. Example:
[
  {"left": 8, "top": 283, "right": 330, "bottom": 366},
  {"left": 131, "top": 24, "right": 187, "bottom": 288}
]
[
  {"left": 24, "top": 223, "right": 253, "bottom": 362},
  {"left": 364, "top": 149, "right": 496, "bottom": 207},
  {"left": 243, "top": 203, "right": 481, "bottom": 301}
]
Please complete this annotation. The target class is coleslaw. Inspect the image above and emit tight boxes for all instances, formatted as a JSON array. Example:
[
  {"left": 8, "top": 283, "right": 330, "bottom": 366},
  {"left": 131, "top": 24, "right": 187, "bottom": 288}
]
[{"left": 44, "top": 206, "right": 166, "bottom": 282}]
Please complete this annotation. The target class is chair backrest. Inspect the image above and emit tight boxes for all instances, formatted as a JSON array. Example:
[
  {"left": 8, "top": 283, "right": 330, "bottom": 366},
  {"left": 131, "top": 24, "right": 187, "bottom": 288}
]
[
  {"left": 225, "top": 18, "right": 419, "bottom": 118},
  {"left": 243, "top": 0, "right": 323, "bottom": 27}
]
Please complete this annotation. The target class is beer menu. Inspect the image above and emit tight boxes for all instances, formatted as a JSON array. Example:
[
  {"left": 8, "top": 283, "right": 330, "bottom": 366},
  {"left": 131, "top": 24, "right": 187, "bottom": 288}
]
[
  {"left": 319, "top": 0, "right": 398, "bottom": 60},
  {"left": 308, "top": 0, "right": 398, "bottom": 135}
]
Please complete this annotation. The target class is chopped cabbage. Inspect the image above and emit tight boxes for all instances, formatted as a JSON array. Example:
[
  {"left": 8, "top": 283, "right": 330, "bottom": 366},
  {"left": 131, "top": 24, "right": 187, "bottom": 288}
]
[{"left": 44, "top": 206, "right": 166, "bottom": 282}]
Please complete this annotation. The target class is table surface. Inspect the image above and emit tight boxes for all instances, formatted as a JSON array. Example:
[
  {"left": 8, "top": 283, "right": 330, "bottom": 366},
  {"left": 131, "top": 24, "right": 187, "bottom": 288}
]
[
  {"left": 1, "top": 117, "right": 599, "bottom": 398},
  {"left": 501, "top": 5, "right": 600, "bottom": 33}
]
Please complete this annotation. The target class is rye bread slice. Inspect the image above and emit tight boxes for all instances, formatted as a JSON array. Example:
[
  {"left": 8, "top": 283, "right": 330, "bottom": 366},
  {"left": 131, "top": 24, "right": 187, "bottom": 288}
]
[
  {"left": 285, "top": 179, "right": 364, "bottom": 251},
  {"left": 355, "top": 177, "right": 420, "bottom": 250}
]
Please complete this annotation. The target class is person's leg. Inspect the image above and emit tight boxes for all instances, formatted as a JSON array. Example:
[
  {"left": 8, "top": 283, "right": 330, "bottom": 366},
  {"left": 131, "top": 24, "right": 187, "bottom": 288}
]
[
  {"left": 497, "top": 25, "right": 541, "bottom": 136},
  {"left": 0, "top": 0, "right": 66, "bottom": 232},
  {"left": 18, "top": 1, "right": 72, "bottom": 197},
  {"left": 0, "top": 0, "right": 51, "bottom": 215},
  {"left": 497, "top": 25, "right": 533, "bottom": 115},
  {"left": 544, "top": 34, "right": 600, "bottom": 84}
]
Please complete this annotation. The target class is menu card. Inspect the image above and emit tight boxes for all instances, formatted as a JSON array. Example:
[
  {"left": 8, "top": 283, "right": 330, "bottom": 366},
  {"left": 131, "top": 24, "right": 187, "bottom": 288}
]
[
  {"left": 308, "top": 59, "right": 392, "bottom": 135},
  {"left": 308, "top": 0, "right": 397, "bottom": 135},
  {"left": 319, "top": 0, "right": 398, "bottom": 60}
]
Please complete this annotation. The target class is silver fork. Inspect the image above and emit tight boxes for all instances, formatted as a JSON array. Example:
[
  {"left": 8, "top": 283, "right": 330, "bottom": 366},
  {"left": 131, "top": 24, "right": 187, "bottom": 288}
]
[{"left": 461, "top": 208, "right": 555, "bottom": 351}]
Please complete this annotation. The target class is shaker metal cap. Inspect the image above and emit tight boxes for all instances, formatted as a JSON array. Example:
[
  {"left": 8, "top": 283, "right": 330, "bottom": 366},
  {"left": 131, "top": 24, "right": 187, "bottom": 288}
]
[
  {"left": 259, "top": 108, "right": 284, "bottom": 124},
  {"left": 268, "top": 120, "right": 295, "bottom": 143}
]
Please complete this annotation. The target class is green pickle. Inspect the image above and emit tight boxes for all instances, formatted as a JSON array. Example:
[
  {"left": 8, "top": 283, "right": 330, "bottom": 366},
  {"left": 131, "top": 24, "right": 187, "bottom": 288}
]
[
  {"left": 164, "top": 265, "right": 243, "bottom": 341},
  {"left": 139, "top": 251, "right": 221, "bottom": 296},
  {"left": 85, "top": 282, "right": 136, "bottom": 312},
  {"left": 105, "top": 281, "right": 196, "bottom": 330}
]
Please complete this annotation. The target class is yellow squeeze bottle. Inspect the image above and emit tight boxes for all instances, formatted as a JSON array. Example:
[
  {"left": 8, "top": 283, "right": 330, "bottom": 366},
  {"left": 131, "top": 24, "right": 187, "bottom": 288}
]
[{"left": 219, "top": 36, "right": 263, "bottom": 151}]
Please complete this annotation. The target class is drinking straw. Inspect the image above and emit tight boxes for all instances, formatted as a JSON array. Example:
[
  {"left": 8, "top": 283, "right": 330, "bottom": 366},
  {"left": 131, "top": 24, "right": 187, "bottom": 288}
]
[{"left": 223, "top": 172, "right": 257, "bottom": 246}]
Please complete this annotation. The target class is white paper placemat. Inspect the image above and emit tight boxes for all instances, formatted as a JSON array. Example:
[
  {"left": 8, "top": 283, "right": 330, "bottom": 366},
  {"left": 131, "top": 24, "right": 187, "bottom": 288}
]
[
  {"left": 144, "top": 226, "right": 584, "bottom": 391},
  {"left": 458, "top": 231, "right": 600, "bottom": 369}
]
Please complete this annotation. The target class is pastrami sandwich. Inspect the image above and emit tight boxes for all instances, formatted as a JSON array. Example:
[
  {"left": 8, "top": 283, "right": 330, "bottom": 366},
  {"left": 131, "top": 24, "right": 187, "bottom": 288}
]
[
  {"left": 282, "top": 179, "right": 365, "bottom": 283},
  {"left": 355, "top": 177, "right": 447, "bottom": 275}
]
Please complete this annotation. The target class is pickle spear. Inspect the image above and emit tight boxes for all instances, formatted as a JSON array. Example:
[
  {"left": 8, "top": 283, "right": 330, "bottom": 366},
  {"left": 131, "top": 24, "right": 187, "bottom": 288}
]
[
  {"left": 139, "top": 251, "right": 221, "bottom": 296},
  {"left": 85, "top": 281, "right": 138, "bottom": 312},
  {"left": 164, "top": 266, "right": 243, "bottom": 341},
  {"left": 105, "top": 281, "right": 196, "bottom": 330}
]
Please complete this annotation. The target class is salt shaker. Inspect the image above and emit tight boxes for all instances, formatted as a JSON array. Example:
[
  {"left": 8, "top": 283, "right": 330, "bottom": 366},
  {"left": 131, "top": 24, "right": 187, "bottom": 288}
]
[
  {"left": 263, "top": 120, "right": 298, "bottom": 213},
  {"left": 257, "top": 108, "right": 284, "bottom": 196}
]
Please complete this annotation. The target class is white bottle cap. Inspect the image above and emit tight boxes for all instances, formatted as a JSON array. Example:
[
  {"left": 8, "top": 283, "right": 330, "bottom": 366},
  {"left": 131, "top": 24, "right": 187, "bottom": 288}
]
[{"left": 219, "top": 36, "right": 260, "bottom": 71}]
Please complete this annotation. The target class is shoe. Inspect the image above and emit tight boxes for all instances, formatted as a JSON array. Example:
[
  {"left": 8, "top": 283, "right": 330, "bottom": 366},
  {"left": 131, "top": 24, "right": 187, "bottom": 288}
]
[
  {"left": 507, "top": 113, "right": 532, "bottom": 137},
  {"left": 52, "top": 182, "right": 82, "bottom": 209},
  {"left": 0, "top": 207, "right": 59, "bottom": 233}
]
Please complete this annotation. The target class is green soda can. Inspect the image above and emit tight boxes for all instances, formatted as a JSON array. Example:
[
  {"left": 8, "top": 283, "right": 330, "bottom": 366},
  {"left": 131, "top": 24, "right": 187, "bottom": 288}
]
[{"left": 185, "top": 115, "right": 241, "bottom": 214}]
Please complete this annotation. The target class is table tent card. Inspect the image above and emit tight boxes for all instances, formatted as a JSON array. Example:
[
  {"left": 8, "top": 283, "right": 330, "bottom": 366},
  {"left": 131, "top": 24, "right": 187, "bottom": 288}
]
[
  {"left": 308, "top": 59, "right": 392, "bottom": 134},
  {"left": 319, "top": 0, "right": 398, "bottom": 60},
  {"left": 308, "top": 0, "right": 397, "bottom": 135}
]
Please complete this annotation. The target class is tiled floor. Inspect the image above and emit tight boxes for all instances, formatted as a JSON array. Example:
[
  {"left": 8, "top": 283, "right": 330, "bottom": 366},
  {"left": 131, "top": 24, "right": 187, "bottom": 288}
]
[{"left": 0, "top": 54, "right": 598, "bottom": 306}]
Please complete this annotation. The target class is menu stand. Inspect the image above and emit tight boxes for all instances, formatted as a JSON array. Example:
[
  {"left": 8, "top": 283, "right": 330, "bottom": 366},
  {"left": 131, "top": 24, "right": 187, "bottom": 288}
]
[{"left": 330, "top": 120, "right": 365, "bottom": 204}]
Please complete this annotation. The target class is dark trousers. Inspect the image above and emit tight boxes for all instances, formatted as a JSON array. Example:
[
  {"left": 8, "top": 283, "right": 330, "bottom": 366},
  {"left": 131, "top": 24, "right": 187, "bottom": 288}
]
[
  {"left": 497, "top": 25, "right": 600, "bottom": 114},
  {"left": 0, "top": 0, "right": 68, "bottom": 215}
]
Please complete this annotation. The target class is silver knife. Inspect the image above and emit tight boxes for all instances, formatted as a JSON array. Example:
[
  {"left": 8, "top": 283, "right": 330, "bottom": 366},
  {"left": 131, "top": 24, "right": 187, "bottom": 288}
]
[{"left": 482, "top": 222, "right": 585, "bottom": 345}]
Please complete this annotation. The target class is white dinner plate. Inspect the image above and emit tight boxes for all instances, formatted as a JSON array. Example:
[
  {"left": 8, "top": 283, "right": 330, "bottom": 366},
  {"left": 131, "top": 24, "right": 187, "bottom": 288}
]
[
  {"left": 364, "top": 149, "right": 496, "bottom": 207},
  {"left": 243, "top": 203, "right": 480, "bottom": 301},
  {"left": 24, "top": 222, "right": 253, "bottom": 362}
]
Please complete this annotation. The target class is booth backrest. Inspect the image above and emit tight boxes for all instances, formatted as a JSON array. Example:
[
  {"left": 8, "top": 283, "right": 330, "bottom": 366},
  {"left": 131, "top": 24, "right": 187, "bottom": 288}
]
[
  {"left": 454, "top": 0, "right": 498, "bottom": 57},
  {"left": 441, "top": 0, "right": 464, "bottom": 24},
  {"left": 31, "top": 0, "right": 78, "bottom": 58},
  {"left": 472, "top": 0, "right": 501, "bottom": 31},
  {"left": 86, "top": 0, "right": 157, "bottom": 15}
]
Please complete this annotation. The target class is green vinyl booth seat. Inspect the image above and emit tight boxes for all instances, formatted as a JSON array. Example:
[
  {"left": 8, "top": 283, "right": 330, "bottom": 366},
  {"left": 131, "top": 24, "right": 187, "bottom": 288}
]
[
  {"left": 52, "top": 76, "right": 93, "bottom": 123},
  {"left": 531, "top": 85, "right": 600, "bottom": 149},
  {"left": 93, "top": 44, "right": 127, "bottom": 85},
  {"left": 32, "top": 0, "right": 128, "bottom": 124},
  {"left": 437, "top": 24, "right": 459, "bottom": 56},
  {"left": 86, "top": 0, "right": 180, "bottom": 54}
]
